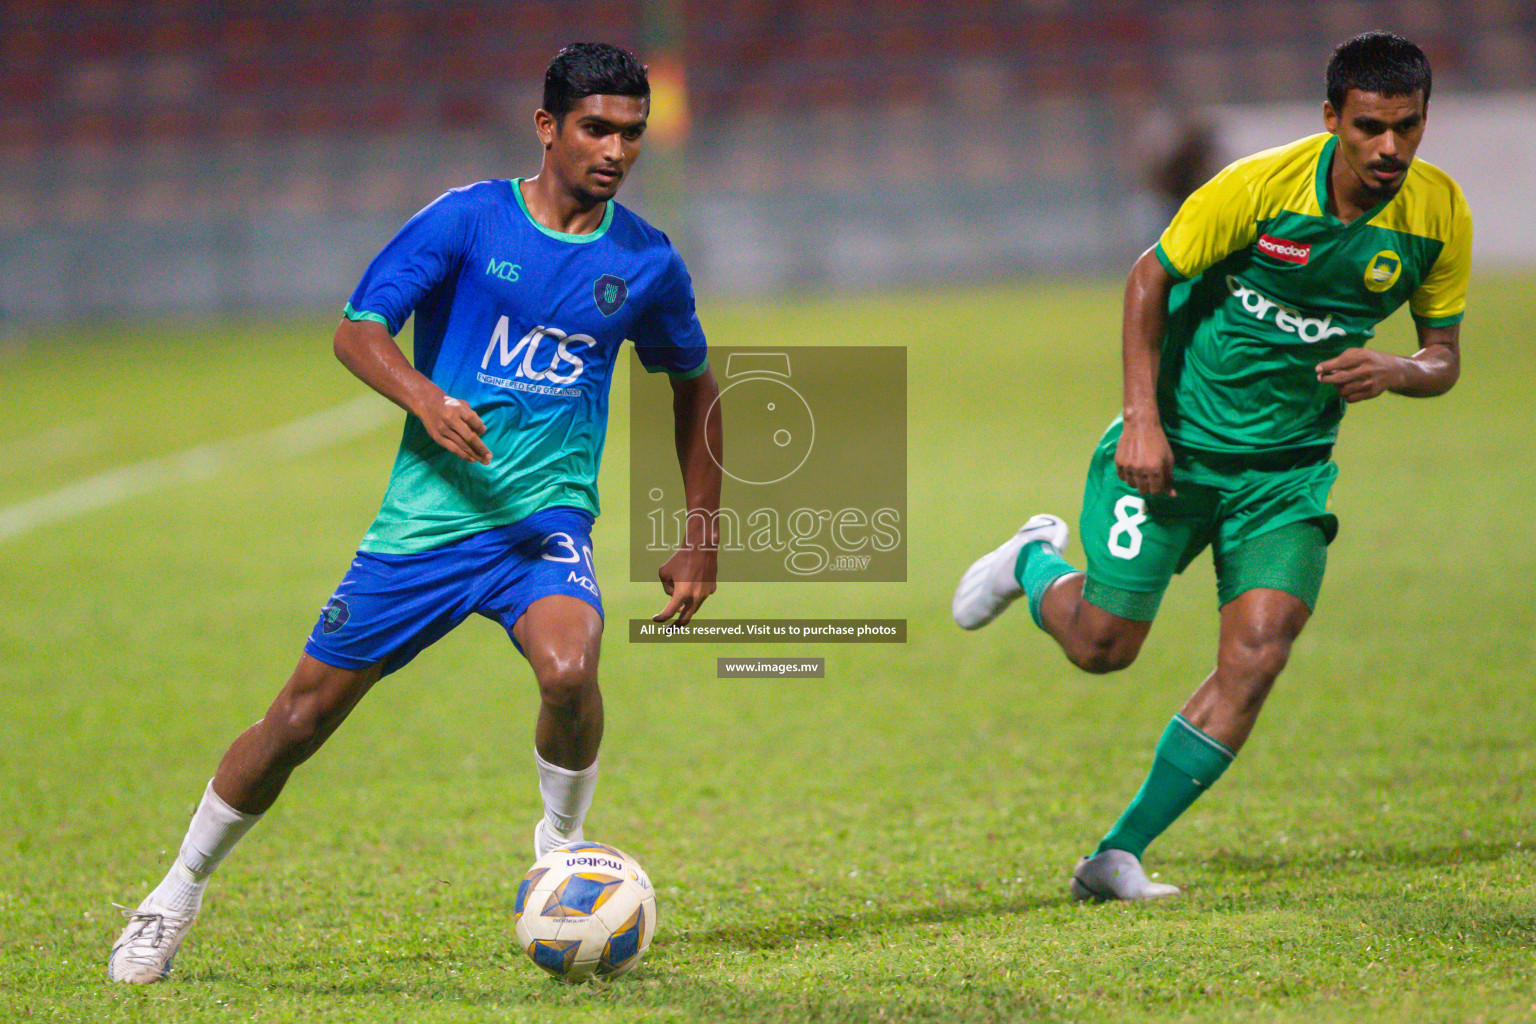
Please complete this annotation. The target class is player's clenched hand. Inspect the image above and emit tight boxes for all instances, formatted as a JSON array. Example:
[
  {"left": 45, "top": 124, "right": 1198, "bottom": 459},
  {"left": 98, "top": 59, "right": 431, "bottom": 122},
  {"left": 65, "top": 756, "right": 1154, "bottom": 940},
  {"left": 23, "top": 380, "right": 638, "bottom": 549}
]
[
  {"left": 420, "top": 396, "right": 492, "bottom": 464},
  {"left": 1316, "top": 348, "right": 1404, "bottom": 403},
  {"left": 1115, "top": 420, "right": 1176, "bottom": 497},
  {"left": 653, "top": 548, "right": 718, "bottom": 625}
]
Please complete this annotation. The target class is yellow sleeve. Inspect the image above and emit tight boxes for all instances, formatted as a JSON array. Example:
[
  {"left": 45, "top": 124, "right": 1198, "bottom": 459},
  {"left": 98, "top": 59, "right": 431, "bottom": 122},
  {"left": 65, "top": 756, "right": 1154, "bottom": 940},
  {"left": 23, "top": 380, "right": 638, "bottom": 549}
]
[
  {"left": 1154, "top": 161, "right": 1262, "bottom": 281},
  {"left": 1409, "top": 184, "right": 1472, "bottom": 326}
]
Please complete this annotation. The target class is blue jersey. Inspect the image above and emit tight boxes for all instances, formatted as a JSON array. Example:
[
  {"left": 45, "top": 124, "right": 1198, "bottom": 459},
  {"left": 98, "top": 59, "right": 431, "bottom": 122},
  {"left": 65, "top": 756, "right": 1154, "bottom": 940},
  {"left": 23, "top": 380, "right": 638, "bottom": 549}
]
[{"left": 344, "top": 178, "right": 708, "bottom": 554}]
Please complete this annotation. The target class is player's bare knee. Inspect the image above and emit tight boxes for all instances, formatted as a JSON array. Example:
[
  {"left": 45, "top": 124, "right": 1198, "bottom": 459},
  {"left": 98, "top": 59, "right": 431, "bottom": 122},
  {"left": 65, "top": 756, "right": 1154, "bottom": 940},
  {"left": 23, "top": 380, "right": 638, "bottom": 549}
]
[
  {"left": 267, "top": 691, "right": 341, "bottom": 764},
  {"left": 1069, "top": 619, "right": 1144, "bottom": 674},
  {"left": 1223, "top": 634, "right": 1293, "bottom": 687},
  {"left": 1074, "top": 643, "right": 1139, "bottom": 674},
  {"left": 536, "top": 657, "right": 598, "bottom": 710}
]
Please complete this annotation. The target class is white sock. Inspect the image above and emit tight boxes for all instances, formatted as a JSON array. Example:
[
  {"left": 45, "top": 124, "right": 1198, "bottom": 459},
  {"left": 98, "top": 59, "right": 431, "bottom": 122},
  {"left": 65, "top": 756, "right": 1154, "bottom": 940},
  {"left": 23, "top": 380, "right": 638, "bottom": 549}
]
[
  {"left": 148, "top": 780, "right": 262, "bottom": 912},
  {"left": 535, "top": 749, "right": 598, "bottom": 837},
  {"left": 147, "top": 861, "right": 206, "bottom": 913}
]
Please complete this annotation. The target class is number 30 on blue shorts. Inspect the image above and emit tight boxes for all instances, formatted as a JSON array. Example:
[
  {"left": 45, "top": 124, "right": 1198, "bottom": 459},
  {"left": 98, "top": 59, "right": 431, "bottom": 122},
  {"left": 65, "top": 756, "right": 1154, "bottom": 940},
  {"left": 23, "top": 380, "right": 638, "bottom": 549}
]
[{"left": 304, "top": 506, "right": 602, "bottom": 677}]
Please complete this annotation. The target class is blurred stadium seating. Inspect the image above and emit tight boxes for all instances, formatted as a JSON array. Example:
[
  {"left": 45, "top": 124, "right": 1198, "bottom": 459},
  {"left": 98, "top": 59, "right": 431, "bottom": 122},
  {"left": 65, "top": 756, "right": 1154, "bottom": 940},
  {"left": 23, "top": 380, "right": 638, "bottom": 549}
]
[{"left": 1, "top": 1, "right": 1532, "bottom": 317}]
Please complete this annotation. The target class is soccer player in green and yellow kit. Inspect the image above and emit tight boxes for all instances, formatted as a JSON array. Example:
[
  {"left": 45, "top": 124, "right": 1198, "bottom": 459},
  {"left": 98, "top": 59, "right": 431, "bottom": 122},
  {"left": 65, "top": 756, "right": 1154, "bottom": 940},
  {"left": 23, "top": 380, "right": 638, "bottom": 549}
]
[{"left": 953, "top": 32, "right": 1470, "bottom": 900}]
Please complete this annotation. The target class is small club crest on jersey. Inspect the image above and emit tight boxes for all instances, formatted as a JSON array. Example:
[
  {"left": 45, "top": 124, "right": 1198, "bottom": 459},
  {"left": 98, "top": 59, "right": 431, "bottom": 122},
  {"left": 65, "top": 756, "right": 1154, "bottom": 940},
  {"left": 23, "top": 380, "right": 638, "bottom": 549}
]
[
  {"left": 1363, "top": 250, "right": 1402, "bottom": 292},
  {"left": 594, "top": 274, "right": 627, "bottom": 316}
]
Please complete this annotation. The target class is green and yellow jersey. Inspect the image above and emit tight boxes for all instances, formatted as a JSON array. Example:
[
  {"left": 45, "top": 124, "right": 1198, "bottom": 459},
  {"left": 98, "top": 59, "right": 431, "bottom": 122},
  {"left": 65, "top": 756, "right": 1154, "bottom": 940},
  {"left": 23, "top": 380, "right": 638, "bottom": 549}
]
[{"left": 1152, "top": 132, "right": 1471, "bottom": 453}]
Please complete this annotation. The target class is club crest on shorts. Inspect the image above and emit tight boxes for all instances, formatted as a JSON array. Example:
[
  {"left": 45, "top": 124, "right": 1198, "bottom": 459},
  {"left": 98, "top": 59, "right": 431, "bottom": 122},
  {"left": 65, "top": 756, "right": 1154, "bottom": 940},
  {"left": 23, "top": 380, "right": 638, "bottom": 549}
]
[
  {"left": 594, "top": 274, "right": 627, "bottom": 316},
  {"left": 320, "top": 597, "right": 350, "bottom": 634}
]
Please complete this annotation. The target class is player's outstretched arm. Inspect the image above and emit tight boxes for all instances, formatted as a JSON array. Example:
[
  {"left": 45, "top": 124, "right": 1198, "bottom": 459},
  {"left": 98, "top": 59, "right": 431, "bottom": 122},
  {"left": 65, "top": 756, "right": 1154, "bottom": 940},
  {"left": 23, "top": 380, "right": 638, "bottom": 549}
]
[
  {"left": 332, "top": 318, "right": 491, "bottom": 464},
  {"left": 1116, "top": 248, "right": 1178, "bottom": 496},
  {"left": 1314, "top": 323, "right": 1460, "bottom": 403},
  {"left": 654, "top": 367, "right": 722, "bottom": 625}
]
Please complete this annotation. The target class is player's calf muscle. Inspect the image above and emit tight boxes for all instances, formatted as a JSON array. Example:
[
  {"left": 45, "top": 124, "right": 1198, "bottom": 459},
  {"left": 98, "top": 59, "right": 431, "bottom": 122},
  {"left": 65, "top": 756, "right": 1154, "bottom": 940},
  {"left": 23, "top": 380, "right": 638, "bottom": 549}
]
[{"left": 231, "top": 661, "right": 378, "bottom": 777}]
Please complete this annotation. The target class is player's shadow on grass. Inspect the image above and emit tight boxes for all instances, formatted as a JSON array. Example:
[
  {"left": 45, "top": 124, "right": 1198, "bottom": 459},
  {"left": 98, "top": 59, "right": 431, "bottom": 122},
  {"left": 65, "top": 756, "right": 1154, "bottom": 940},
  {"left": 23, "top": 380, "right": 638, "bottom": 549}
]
[
  {"left": 678, "top": 892, "right": 1058, "bottom": 952},
  {"left": 1190, "top": 837, "right": 1525, "bottom": 879}
]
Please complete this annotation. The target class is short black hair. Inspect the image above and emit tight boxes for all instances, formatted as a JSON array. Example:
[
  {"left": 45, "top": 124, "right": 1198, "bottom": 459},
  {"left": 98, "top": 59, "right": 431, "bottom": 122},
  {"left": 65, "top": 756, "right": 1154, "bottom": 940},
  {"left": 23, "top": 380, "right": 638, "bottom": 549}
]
[
  {"left": 1326, "top": 31, "right": 1432, "bottom": 111},
  {"left": 543, "top": 43, "right": 649, "bottom": 124}
]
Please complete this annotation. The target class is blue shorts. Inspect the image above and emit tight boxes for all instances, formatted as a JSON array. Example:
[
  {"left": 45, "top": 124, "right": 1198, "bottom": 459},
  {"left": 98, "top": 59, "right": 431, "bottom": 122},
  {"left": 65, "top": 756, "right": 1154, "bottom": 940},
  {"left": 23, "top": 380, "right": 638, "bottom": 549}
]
[{"left": 305, "top": 507, "right": 603, "bottom": 677}]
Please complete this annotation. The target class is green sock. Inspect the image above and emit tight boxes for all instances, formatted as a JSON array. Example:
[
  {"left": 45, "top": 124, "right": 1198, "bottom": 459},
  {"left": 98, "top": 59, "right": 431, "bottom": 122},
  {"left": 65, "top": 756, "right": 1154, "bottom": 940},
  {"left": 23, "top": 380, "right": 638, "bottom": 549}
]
[
  {"left": 1013, "top": 541, "right": 1077, "bottom": 629},
  {"left": 1095, "top": 713, "right": 1235, "bottom": 858}
]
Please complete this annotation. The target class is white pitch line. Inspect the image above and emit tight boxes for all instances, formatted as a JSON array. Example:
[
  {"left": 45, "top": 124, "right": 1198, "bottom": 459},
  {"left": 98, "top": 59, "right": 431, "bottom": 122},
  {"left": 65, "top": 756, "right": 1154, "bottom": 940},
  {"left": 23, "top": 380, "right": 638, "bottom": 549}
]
[{"left": 0, "top": 395, "right": 399, "bottom": 544}]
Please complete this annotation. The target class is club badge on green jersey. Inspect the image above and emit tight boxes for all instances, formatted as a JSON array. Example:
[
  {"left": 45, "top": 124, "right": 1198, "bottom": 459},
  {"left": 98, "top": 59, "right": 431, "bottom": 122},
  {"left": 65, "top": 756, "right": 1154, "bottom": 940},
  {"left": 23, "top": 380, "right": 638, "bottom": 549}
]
[{"left": 1363, "top": 250, "right": 1403, "bottom": 292}]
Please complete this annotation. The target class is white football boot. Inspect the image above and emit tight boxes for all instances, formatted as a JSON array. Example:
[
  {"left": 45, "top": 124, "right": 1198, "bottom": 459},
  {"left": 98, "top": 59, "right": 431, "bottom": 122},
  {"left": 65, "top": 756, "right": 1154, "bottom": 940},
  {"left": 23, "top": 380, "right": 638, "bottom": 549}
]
[
  {"left": 107, "top": 896, "right": 200, "bottom": 983},
  {"left": 951, "top": 514, "right": 1070, "bottom": 630},
  {"left": 533, "top": 818, "right": 584, "bottom": 859},
  {"left": 1070, "top": 849, "right": 1181, "bottom": 902}
]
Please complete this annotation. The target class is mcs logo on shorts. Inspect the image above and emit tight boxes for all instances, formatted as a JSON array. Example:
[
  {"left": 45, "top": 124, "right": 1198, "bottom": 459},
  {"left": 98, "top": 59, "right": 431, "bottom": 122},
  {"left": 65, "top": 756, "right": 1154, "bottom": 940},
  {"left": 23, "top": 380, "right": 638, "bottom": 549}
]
[{"left": 566, "top": 570, "right": 599, "bottom": 597}]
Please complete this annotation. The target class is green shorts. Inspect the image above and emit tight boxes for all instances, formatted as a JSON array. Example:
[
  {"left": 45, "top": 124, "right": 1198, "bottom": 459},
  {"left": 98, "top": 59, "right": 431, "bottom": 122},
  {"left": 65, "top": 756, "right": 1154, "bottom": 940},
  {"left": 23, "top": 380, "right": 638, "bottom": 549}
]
[{"left": 1079, "top": 421, "right": 1338, "bottom": 621}]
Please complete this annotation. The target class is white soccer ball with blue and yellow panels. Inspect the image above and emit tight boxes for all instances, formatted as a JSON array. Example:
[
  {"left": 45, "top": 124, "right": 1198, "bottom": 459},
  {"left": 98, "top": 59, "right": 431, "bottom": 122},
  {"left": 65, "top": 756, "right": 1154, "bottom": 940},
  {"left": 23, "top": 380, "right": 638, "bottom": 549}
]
[{"left": 514, "top": 840, "right": 656, "bottom": 981}]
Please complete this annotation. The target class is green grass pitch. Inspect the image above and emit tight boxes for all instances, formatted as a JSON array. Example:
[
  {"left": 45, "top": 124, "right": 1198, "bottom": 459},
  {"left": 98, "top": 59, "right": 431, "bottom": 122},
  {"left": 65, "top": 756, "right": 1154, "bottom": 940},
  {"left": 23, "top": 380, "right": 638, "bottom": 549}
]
[{"left": 2, "top": 275, "right": 1533, "bottom": 1023}]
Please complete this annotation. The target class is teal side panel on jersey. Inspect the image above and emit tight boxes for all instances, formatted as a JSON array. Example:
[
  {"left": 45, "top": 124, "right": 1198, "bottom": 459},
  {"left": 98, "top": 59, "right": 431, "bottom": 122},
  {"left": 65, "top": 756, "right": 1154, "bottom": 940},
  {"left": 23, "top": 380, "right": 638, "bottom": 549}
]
[{"left": 361, "top": 415, "right": 604, "bottom": 554}]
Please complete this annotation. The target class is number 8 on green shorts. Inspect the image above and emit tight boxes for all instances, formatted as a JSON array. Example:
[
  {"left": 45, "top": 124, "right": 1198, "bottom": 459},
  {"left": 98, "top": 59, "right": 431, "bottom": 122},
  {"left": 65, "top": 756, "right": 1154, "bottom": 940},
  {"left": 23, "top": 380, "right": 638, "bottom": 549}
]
[{"left": 1079, "top": 420, "right": 1338, "bottom": 622}]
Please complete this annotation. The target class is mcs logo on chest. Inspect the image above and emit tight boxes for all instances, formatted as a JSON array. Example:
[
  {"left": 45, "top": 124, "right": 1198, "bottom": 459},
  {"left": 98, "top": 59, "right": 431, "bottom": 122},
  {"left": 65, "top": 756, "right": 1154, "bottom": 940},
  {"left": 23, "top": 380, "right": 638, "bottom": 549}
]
[
  {"left": 480, "top": 316, "right": 594, "bottom": 385},
  {"left": 486, "top": 258, "right": 521, "bottom": 282}
]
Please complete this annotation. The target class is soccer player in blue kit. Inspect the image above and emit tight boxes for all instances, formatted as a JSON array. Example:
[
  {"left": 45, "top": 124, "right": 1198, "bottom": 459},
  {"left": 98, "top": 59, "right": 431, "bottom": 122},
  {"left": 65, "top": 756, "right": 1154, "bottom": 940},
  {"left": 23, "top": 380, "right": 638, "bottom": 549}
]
[{"left": 109, "top": 43, "right": 721, "bottom": 983}]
